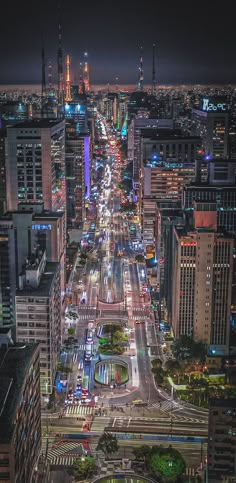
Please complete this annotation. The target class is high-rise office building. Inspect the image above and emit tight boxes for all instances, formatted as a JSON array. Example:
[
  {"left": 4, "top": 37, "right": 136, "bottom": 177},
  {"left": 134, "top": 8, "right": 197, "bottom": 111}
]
[
  {"left": 208, "top": 398, "right": 236, "bottom": 482},
  {"left": 15, "top": 251, "right": 61, "bottom": 398},
  {"left": 155, "top": 203, "right": 184, "bottom": 322},
  {"left": 183, "top": 160, "right": 236, "bottom": 232},
  {"left": 6, "top": 119, "right": 66, "bottom": 212},
  {"left": 0, "top": 129, "right": 6, "bottom": 216},
  {"left": 0, "top": 203, "right": 66, "bottom": 330},
  {"left": 172, "top": 204, "right": 233, "bottom": 355},
  {"left": 192, "top": 96, "right": 229, "bottom": 159},
  {"left": 127, "top": 118, "right": 174, "bottom": 187},
  {"left": 0, "top": 335, "right": 41, "bottom": 482},
  {"left": 139, "top": 130, "right": 201, "bottom": 253},
  {"left": 65, "top": 122, "right": 90, "bottom": 226}
]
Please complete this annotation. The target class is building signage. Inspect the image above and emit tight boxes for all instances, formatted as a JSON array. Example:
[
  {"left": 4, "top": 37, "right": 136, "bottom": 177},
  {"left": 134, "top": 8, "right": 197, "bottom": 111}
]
[
  {"left": 32, "top": 224, "right": 52, "bottom": 230},
  {"left": 202, "top": 98, "right": 226, "bottom": 112}
]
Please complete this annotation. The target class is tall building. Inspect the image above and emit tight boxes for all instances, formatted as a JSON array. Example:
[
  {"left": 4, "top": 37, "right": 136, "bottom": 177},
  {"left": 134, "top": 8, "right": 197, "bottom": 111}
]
[
  {"left": 155, "top": 203, "right": 184, "bottom": 322},
  {"left": 0, "top": 203, "right": 66, "bottom": 330},
  {"left": 127, "top": 118, "right": 173, "bottom": 187},
  {"left": 139, "top": 130, "right": 201, "bottom": 253},
  {"left": 192, "top": 96, "right": 229, "bottom": 159},
  {"left": 183, "top": 160, "right": 236, "bottom": 232},
  {"left": 172, "top": 204, "right": 234, "bottom": 355},
  {"left": 0, "top": 128, "right": 6, "bottom": 216},
  {"left": 208, "top": 398, "right": 236, "bottom": 482},
  {"left": 65, "top": 122, "right": 91, "bottom": 226},
  {"left": 6, "top": 119, "right": 66, "bottom": 212},
  {"left": 0, "top": 335, "right": 41, "bottom": 483},
  {"left": 15, "top": 252, "right": 61, "bottom": 398}
]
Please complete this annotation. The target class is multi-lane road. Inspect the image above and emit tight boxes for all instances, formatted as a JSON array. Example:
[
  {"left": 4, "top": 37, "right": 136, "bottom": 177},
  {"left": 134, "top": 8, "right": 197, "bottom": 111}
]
[{"left": 42, "top": 119, "right": 208, "bottom": 472}]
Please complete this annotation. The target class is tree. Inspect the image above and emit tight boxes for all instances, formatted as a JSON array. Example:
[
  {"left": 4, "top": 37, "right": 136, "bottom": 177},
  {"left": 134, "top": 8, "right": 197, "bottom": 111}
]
[
  {"left": 165, "top": 359, "right": 183, "bottom": 384},
  {"left": 73, "top": 456, "right": 96, "bottom": 481},
  {"left": 152, "top": 358, "right": 163, "bottom": 369},
  {"left": 133, "top": 445, "right": 151, "bottom": 462},
  {"left": 96, "top": 432, "right": 119, "bottom": 458},
  {"left": 135, "top": 254, "right": 145, "bottom": 263},
  {"left": 172, "top": 336, "right": 206, "bottom": 363},
  {"left": 68, "top": 327, "right": 76, "bottom": 336},
  {"left": 112, "top": 330, "right": 128, "bottom": 345},
  {"left": 148, "top": 446, "right": 186, "bottom": 480}
]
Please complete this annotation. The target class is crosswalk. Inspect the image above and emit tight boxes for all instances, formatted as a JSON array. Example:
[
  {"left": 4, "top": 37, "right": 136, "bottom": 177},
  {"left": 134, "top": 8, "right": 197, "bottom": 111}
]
[
  {"left": 77, "top": 314, "right": 94, "bottom": 320},
  {"left": 130, "top": 315, "right": 146, "bottom": 320},
  {"left": 65, "top": 404, "right": 94, "bottom": 416},
  {"left": 132, "top": 307, "right": 146, "bottom": 312},
  {"left": 151, "top": 399, "right": 183, "bottom": 415},
  {"left": 46, "top": 441, "right": 84, "bottom": 466}
]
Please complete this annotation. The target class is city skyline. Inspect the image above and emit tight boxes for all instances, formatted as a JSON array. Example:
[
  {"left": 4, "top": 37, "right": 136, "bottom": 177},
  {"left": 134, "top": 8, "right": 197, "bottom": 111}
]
[{"left": 1, "top": 0, "right": 236, "bottom": 84}]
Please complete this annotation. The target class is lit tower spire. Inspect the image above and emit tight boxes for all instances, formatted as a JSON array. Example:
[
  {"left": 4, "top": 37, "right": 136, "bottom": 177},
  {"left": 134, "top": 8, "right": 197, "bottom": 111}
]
[
  {"left": 137, "top": 46, "right": 144, "bottom": 92},
  {"left": 57, "top": 2, "right": 64, "bottom": 115},
  {"left": 152, "top": 43, "right": 157, "bottom": 96},
  {"left": 83, "top": 51, "right": 90, "bottom": 93},
  {"left": 65, "top": 54, "right": 72, "bottom": 101}
]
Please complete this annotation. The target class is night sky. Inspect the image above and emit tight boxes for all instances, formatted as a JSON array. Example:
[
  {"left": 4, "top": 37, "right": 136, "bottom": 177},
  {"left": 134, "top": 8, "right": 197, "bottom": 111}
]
[{"left": 1, "top": 0, "right": 236, "bottom": 85}]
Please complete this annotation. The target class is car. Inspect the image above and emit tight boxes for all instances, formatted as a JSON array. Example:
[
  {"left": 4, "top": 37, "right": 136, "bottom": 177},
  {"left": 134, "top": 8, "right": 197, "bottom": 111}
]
[
  {"left": 135, "top": 320, "right": 141, "bottom": 324},
  {"left": 132, "top": 399, "right": 144, "bottom": 405}
]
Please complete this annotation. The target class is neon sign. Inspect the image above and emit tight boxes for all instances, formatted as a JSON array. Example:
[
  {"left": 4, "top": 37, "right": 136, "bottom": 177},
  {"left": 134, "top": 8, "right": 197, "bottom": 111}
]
[
  {"left": 32, "top": 224, "right": 52, "bottom": 230},
  {"left": 202, "top": 98, "right": 226, "bottom": 112}
]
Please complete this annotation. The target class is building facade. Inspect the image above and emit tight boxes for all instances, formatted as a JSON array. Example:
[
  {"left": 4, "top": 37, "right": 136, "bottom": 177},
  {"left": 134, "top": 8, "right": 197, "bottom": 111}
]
[
  {"left": 0, "top": 203, "right": 66, "bottom": 331},
  {"left": 208, "top": 398, "right": 236, "bottom": 482},
  {"left": 15, "top": 253, "right": 61, "bottom": 398},
  {"left": 0, "top": 338, "right": 41, "bottom": 483},
  {"left": 6, "top": 119, "right": 66, "bottom": 212},
  {"left": 192, "top": 97, "right": 229, "bottom": 159},
  {"left": 172, "top": 206, "right": 233, "bottom": 355}
]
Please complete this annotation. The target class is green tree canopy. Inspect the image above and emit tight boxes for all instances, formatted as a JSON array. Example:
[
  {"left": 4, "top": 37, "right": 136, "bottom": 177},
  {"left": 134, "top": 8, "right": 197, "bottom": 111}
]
[
  {"left": 73, "top": 456, "right": 96, "bottom": 481},
  {"left": 96, "top": 432, "right": 119, "bottom": 458},
  {"left": 68, "top": 327, "right": 76, "bottom": 336},
  {"left": 152, "top": 358, "right": 163, "bottom": 368},
  {"left": 172, "top": 335, "right": 206, "bottom": 362},
  {"left": 148, "top": 446, "right": 186, "bottom": 480}
]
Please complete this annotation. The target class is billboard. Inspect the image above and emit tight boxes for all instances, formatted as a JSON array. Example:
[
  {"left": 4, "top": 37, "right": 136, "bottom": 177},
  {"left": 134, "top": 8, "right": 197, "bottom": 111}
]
[{"left": 200, "top": 97, "right": 227, "bottom": 113}]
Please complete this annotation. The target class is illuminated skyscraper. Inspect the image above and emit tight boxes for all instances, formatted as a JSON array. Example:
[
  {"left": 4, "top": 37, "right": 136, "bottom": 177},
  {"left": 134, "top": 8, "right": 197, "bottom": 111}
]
[
  {"left": 172, "top": 204, "right": 234, "bottom": 355},
  {"left": 83, "top": 52, "right": 90, "bottom": 93},
  {"left": 192, "top": 97, "right": 229, "bottom": 159},
  {"left": 6, "top": 119, "right": 66, "bottom": 213}
]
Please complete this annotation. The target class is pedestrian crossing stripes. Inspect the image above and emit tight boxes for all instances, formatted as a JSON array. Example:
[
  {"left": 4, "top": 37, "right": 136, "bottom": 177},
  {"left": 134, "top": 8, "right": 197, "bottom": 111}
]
[
  {"left": 75, "top": 344, "right": 86, "bottom": 351},
  {"left": 132, "top": 307, "right": 146, "bottom": 312},
  {"left": 77, "top": 314, "right": 94, "bottom": 320},
  {"left": 151, "top": 399, "right": 183, "bottom": 415},
  {"left": 46, "top": 441, "right": 84, "bottom": 465},
  {"left": 130, "top": 315, "right": 146, "bottom": 320},
  {"left": 65, "top": 404, "right": 94, "bottom": 416}
]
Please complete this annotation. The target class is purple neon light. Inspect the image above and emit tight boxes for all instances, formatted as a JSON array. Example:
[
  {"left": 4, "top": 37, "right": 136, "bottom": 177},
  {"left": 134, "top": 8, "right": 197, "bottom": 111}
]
[{"left": 84, "top": 136, "right": 90, "bottom": 198}]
